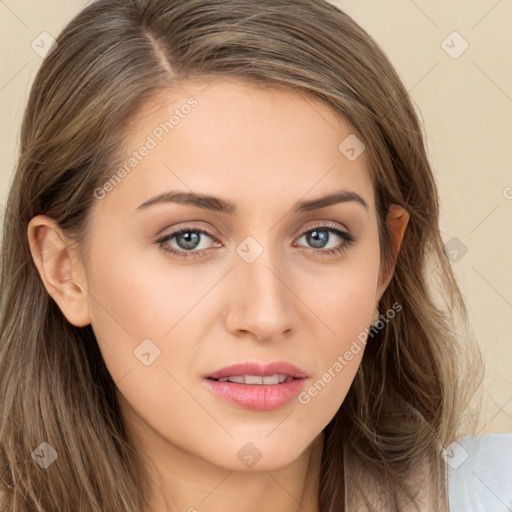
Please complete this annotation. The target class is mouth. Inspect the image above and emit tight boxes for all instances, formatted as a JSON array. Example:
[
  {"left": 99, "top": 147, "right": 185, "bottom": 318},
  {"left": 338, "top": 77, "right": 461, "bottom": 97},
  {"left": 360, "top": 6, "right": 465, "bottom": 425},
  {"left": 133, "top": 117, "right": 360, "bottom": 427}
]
[
  {"left": 203, "top": 361, "right": 308, "bottom": 411},
  {"left": 205, "top": 360, "right": 308, "bottom": 381},
  {"left": 207, "top": 374, "right": 295, "bottom": 385}
]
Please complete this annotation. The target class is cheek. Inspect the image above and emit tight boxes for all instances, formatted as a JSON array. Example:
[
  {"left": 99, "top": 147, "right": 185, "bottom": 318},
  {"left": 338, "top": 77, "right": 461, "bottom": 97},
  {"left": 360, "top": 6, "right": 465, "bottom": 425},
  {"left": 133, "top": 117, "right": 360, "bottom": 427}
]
[
  {"left": 87, "top": 244, "right": 217, "bottom": 329},
  {"left": 295, "top": 245, "right": 381, "bottom": 342},
  {"left": 83, "top": 232, "right": 227, "bottom": 384},
  {"left": 291, "top": 251, "right": 380, "bottom": 404}
]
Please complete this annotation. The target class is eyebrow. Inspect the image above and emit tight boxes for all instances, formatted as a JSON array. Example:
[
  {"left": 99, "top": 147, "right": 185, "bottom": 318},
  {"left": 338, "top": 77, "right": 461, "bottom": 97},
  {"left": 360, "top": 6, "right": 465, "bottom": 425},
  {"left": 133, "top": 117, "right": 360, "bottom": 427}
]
[{"left": 135, "top": 189, "right": 369, "bottom": 214}]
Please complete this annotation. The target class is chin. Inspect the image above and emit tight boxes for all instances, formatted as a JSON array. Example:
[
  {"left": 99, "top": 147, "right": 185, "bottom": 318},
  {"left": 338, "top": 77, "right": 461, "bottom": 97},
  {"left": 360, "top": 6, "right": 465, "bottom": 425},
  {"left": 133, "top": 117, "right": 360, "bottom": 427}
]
[{"left": 205, "top": 434, "right": 318, "bottom": 473}]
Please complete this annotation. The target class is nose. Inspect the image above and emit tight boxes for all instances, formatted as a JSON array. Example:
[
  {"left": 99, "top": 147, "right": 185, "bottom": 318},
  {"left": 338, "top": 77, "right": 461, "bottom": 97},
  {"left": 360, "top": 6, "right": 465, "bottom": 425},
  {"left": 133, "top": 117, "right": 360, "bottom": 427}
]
[{"left": 223, "top": 241, "right": 300, "bottom": 342}]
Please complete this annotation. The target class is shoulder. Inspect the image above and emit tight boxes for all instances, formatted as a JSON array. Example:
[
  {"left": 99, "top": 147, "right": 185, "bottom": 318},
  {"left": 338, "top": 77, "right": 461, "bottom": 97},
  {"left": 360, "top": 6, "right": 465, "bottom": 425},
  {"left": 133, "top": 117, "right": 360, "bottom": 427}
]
[{"left": 446, "top": 432, "right": 512, "bottom": 512}]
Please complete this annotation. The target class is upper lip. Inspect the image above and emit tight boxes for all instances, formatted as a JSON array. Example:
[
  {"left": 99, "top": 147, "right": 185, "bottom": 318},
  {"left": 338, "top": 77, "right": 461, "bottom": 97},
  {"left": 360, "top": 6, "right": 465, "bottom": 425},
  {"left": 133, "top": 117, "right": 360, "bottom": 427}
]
[{"left": 205, "top": 360, "right": 308, "bottom": 380}]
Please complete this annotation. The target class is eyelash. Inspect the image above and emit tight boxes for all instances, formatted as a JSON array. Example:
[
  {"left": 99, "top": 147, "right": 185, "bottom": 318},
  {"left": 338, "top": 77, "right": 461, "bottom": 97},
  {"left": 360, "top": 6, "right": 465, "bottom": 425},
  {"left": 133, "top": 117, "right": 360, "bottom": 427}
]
[{"left": 155, "top": 223, "right": 356, "bottom": 260}]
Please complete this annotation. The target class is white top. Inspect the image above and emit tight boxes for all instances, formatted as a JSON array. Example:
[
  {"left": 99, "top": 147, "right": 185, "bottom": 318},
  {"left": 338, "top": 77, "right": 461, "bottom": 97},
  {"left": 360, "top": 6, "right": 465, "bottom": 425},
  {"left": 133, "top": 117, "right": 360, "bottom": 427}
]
[{"left": 447, "top": 433, "right": 512, "bottom": 511}]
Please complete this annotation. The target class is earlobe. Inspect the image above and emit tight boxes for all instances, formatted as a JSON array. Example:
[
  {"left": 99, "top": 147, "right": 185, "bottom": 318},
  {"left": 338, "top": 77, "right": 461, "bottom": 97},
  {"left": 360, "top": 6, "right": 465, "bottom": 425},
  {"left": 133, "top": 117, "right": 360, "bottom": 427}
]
[{"left": 27, "top": 215, "right": 91, "bottom": 327}]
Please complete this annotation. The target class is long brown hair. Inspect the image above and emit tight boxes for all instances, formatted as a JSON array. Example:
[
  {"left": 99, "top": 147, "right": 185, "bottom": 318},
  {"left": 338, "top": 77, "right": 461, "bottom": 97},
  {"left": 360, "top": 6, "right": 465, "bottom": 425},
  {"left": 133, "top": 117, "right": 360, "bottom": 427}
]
[{"left": 0, "top": 0, "right": 483, "bottom": 510}]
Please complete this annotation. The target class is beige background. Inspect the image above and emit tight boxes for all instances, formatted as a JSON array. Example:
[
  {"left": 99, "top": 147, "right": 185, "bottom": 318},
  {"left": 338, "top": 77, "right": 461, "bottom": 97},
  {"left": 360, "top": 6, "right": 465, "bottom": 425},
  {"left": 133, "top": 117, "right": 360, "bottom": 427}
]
[{"left": 1, "top": 0, "right": 511, "bottom": 434}]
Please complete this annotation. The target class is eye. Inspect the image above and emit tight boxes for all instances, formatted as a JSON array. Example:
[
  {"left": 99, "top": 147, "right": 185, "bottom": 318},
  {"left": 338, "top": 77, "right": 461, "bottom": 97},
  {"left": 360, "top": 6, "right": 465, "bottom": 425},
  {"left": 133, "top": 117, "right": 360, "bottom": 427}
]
[
  {"left": 294, "top": 223, "right": 356, "bottom": 257},
  {"left": 156, "top": 227, "right": 219, "bottom": 260}
]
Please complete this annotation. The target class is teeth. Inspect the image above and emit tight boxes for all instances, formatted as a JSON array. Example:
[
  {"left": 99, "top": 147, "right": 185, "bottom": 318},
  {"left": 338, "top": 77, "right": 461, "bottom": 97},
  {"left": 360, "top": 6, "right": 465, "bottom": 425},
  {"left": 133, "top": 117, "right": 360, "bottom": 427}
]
[
  {"left": 226, "top": 376, "right": 245, "bottom": 384},
  {"left": 216, "top": 373, "right": 289, "bottom": 385},
  {"left": 245, "top": 375, "right": 264, "bottom": 385}
]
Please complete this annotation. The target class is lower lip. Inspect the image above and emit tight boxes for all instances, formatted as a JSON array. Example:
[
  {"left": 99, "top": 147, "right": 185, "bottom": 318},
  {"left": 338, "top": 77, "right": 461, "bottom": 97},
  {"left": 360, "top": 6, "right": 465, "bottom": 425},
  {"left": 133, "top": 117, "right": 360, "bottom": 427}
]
[{"left": 203, "top": 377, "right": 307, "bottom": 411}]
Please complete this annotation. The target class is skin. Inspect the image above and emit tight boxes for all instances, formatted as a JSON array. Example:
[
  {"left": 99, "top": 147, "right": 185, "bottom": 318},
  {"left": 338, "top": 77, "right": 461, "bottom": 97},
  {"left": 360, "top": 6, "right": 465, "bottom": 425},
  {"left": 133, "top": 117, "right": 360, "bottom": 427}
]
[{"left": 28, "top": 78, "right": 409, "bottom": 512}]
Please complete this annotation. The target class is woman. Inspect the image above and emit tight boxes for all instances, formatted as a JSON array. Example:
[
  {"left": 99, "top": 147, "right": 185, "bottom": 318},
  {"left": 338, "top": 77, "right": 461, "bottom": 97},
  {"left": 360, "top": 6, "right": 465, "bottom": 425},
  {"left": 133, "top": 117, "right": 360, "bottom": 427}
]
[{"left": 1, "top": 0, "right": 509, "bottom": 510}]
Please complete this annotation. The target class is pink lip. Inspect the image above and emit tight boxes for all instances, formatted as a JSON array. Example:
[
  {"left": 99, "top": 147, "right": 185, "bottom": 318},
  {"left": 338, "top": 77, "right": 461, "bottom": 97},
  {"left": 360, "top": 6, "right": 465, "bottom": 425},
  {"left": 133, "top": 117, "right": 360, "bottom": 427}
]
[
  {"left": 203, "top": 360, "right": 308, "bottom": 411},
  {"left": 205, "top": 360, "right": 308, "bottom": 380}
]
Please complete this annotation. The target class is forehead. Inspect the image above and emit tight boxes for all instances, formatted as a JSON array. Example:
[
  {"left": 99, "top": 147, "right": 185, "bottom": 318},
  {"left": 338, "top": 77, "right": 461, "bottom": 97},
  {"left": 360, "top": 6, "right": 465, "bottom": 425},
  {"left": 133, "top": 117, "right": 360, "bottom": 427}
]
[{"left": 93, "top": 78, "right": 374, "bottom": 218}]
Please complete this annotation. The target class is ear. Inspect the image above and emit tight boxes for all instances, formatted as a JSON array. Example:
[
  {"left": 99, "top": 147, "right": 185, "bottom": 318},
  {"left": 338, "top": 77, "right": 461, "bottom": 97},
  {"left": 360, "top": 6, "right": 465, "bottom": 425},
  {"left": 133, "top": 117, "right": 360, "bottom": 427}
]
[
  {"left": 27, "top": 215, "right": 91, "bottom": 327},
  {"left": 375, "top": 204, "right": 410, "bottom": 302}
]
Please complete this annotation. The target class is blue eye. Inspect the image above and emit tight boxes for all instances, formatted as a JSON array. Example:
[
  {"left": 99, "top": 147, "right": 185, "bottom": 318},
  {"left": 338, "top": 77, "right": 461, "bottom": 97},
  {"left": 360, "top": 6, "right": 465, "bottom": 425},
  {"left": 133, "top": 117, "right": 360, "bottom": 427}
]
[
  {"left": 156, "top": 223, "right": 356, "bottom": 260},
  {"left": 294, "top": 224, "right": 355, "bottom": 256},
  {"left": 156, "top": 228, "right": 217, "bottom": 260}
]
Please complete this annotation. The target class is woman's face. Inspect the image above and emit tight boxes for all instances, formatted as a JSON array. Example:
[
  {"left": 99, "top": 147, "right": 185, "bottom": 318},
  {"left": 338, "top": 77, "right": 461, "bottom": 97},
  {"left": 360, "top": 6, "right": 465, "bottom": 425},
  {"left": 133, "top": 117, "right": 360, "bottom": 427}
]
[{"left": 56, "top": 78, "right": 395, "bottom": 472}]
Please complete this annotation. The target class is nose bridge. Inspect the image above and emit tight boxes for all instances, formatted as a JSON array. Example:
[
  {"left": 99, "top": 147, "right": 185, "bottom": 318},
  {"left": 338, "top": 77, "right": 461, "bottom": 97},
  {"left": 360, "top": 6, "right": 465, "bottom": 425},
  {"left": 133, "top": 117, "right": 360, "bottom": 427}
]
[{"left": 227, "top": 233, "right": 297, "bottom": 339}]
